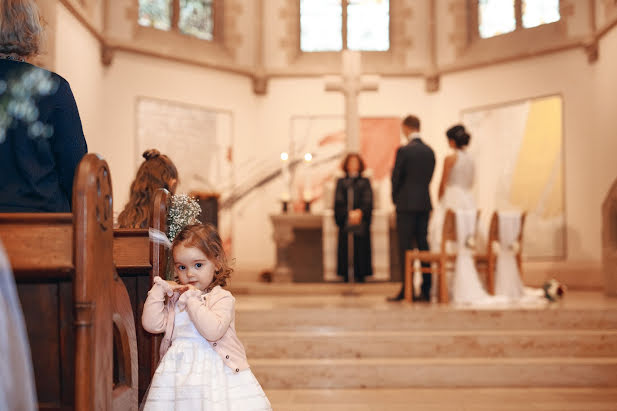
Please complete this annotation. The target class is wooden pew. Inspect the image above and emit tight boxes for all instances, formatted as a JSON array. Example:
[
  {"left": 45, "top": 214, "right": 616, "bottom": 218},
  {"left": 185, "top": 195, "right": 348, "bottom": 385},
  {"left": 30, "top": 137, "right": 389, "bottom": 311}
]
[
  {"left": 113, "top": 188, "right": 169, "bottom": 402},
  {"left": 0, "top": 154, "right": 138, "bottom": 410}
]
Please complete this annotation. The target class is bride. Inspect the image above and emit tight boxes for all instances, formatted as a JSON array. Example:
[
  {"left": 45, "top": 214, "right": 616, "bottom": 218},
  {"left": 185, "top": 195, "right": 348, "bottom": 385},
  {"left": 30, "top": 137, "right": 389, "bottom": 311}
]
[
  {"left": 430, "top": 125, "right": 499, "bottom": 304},
  {"left": 430, "top": 125, "right": 546, "bottom": 306},
  {"left": 430, "top": 124, "right": 476, "bottom": 250}
]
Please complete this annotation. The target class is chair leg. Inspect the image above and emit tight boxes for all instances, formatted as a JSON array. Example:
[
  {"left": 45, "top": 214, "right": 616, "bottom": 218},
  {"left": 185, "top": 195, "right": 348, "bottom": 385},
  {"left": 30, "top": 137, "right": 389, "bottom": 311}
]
[
  {"left": 438, "top": 261, "right": 448, "bottom": 303},
  {"left": 404, "top": 252, "right": 413, "bottom": 303},
  {"left": 488, "top": 257, "right": 495, "bottom": 295}
]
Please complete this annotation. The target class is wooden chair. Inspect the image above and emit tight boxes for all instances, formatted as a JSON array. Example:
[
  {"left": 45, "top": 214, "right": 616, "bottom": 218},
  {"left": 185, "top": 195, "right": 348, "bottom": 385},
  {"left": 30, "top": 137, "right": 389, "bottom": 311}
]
[
  {"left": 0, "top": 154, "right": 138, "bottom": 410},
  {"left": 404, "top": 210, "right": 458, "bottom": 303},
  {"left": 484, "top": 211, "right": 527, "bottom": 295},
  {"left": 113, "top": 188, "right": 169, "bottom": 402},
  {"left": 405, "top": 210, "right": 487, "bottom": 303}
]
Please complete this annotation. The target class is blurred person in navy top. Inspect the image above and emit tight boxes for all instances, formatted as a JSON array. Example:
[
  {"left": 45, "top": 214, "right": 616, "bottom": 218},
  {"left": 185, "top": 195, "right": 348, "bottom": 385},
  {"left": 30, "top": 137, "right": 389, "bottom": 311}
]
[{"left": 0, "top": 0, "right": 87, "bottom": 212}]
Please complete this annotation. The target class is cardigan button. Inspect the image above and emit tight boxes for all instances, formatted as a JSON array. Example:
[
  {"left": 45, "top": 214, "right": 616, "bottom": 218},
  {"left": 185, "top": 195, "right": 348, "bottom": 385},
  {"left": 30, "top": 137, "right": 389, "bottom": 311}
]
[
  {"left": 226, "top": 355, "right": 230, "bottom": 359},
  {"left": 213, "top": 343, "right": 217, "bottom": 346},
  {"left": 236, "top": 368, "right": 239, "bottom": 372}
]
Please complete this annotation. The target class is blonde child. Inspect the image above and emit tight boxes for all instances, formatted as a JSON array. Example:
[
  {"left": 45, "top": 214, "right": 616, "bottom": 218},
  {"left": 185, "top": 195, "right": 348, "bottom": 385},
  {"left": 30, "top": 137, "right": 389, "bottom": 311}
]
[{"left": 142, "top": 224, "right": 271, "bottom": 410}]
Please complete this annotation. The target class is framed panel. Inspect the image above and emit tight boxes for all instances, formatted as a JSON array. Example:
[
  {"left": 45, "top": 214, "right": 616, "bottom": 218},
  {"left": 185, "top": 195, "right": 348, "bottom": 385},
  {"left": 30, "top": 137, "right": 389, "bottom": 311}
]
[{"left": 462, "top": 95, "right": 566, "bottom": 259}]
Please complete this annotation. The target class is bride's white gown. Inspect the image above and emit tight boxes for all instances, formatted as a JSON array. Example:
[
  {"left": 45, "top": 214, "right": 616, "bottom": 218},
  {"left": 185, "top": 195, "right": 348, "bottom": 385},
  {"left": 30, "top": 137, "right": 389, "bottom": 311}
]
[
  {"left": 451, "top": 209, "right": 505, "bottom": 305},
  {"left": 429, "top": 149, "right": 476, "bottom": 251},
  {"left": 430, "top": 150, "right": 497, "bottom": 304},
  {"left": 429, "top": 151, "right": 546, "bottom": 306}
]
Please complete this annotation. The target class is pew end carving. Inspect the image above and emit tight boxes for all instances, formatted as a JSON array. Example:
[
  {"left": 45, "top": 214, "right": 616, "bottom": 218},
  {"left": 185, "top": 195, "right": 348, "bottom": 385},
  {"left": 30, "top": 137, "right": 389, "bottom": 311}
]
[
  {"left": 0, "top": 154, "right": 138, "bottom": 411},
  {"left": 113, "top": 187, "right": 170, "bottom": 403}
]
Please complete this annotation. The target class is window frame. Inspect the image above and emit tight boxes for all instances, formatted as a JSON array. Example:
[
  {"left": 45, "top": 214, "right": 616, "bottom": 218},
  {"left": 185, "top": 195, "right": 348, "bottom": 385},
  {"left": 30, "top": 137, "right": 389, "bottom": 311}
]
[
  {"left": 299, "top": 0, "right": 391, "bottom": 53},
  {"left": 137, "top": 0, "right": 224, "bottom": 43},
  {"left": 472, "top": 0, "right": 561, "bottom": 40}
]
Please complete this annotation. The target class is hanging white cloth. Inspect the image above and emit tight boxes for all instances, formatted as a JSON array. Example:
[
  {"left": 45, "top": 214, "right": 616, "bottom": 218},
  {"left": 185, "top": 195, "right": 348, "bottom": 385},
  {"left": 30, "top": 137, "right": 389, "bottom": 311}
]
[
  {"left": 451, "top": 210, "right": 509, "bottom": 306},
  {"left": 0, "top": 241, "right": 37, "bottom": 411},
  {"left": 451, "top": 210, "right": 490, "bottom": 304},
  {"left": 493, "top": 212, "right": 547, "bottom": 305},
  {"left": 494, "top": 211, "right": 525, "bottom": 299}
]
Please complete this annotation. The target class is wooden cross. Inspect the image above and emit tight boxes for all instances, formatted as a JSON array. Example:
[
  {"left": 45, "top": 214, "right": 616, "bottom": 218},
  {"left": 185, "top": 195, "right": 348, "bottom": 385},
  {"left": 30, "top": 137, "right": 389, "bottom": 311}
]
[{"left": 325, "top": 50, "right": 379, "bottom": 152}]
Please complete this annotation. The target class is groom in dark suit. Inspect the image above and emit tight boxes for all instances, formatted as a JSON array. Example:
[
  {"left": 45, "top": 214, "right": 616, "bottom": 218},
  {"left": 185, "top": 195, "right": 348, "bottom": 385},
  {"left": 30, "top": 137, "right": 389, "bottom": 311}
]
[{"left": 389, "top": 115, "right": 436, "bottom": 302}]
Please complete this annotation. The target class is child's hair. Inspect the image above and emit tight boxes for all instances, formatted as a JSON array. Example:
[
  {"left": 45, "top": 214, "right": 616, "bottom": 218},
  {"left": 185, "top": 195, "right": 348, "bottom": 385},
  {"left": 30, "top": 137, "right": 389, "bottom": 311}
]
[
  {"left": 172, "top": 223, "right": 232, "bottom": 291},
  {"left": 117, "top": 149, "right": 179, "bottom": 229}
]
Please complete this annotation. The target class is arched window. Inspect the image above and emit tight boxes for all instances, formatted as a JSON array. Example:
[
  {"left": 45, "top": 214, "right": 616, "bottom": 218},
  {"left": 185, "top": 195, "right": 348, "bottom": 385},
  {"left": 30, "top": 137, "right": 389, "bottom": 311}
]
[
  {"left": 478, "top": 0, "right": 560, "bottom": 39},
  {"left": 300, "top": 0, "right": 390, "bottom": 52},
  {"left": 138, "top": 0, "right": 215, "bottom": 41}
]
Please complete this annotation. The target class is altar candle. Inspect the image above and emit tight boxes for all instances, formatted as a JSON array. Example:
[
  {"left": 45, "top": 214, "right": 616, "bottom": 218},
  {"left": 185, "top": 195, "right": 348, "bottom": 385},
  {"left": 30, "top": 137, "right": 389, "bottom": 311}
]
[
  {"left": 280, "top": 152, "right": 290, "bottom": 200},
  {"left": 303, "top": 153, "right": 313, "bottom": 201}
]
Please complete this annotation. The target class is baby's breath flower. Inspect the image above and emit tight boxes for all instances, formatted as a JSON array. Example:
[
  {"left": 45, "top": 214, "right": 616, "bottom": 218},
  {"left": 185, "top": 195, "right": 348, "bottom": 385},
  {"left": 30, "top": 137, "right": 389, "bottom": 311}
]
[{"left": 167, "top": 194, "right": 202, "bottom": 241}]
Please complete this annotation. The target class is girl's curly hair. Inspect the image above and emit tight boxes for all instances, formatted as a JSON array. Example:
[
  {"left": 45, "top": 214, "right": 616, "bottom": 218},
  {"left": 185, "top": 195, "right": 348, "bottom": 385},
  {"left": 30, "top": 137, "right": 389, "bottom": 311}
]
[
  {"left": 117, "top": 149, "right": 178, "bottom": 229},
  {"left": 172, "top": 223, "right": 232, "bottom": 292}
]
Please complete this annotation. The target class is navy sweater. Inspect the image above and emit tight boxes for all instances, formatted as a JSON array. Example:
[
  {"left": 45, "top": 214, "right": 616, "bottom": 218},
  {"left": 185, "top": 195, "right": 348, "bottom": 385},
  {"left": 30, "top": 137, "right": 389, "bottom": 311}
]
[{"left": 0, "top": 59, "right": 87, "bottom": 212}]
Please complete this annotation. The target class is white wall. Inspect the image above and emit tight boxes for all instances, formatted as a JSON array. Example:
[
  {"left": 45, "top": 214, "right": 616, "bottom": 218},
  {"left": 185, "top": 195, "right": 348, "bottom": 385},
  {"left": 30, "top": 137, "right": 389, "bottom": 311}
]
[
  {"left": 435, "top": 50, "right": 597, "bottom": 262},
  {"left": 592, "top": 25, "right": 617, "bottom": 242},
  {"left": 100, "top": 52, "right": 260, "bottom": 269},
  {"left": 54, "top": 4, "right": 106, "bottom": 159}
]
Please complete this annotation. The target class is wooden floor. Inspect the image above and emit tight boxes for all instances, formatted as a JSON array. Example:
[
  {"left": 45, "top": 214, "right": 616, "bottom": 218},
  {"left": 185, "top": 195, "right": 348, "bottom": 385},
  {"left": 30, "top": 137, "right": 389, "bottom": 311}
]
[{"left": 266, "top": 387, "right": 617, "bottom": 410}]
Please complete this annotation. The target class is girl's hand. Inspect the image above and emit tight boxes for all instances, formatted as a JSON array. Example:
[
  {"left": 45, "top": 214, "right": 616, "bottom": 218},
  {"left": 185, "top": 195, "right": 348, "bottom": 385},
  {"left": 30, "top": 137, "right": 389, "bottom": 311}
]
[
  {"left": 166, "top": 280, "right": 188, "bottom": 293},
  {"left": 185, "top": 284, "right": 200, "bottom": 293},
  {"left": 348, "top": 209, "right": 362, "bottom": 225}
]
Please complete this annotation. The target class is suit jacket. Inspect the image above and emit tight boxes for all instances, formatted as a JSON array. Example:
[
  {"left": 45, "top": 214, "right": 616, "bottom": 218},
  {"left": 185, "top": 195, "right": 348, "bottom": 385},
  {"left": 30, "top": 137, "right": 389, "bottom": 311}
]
[
  {"left": 391, "top": 137, "right": 436, "bottom": 212},
  {"left": 142, "top": 277, "right": 250, "bottom": 373},
  {"left": 0, "top": 59, "right": 87, "bottom": 212}
]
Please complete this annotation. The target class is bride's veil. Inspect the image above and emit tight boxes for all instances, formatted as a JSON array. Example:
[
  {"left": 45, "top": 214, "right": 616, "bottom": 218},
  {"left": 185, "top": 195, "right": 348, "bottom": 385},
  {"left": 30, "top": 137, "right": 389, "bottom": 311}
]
[{"left": 0, "top": 241, "right": 37, "bottom": 410}]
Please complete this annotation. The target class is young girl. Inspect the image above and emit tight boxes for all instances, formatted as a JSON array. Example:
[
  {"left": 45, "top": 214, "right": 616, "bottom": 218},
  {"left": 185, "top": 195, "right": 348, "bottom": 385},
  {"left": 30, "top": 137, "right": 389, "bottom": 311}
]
[
  {"left": 117, "top": 149, "right": 179, "bottom": 228},
  {"left": 142, "top": 224, "right": 271, "bottom": 410}
]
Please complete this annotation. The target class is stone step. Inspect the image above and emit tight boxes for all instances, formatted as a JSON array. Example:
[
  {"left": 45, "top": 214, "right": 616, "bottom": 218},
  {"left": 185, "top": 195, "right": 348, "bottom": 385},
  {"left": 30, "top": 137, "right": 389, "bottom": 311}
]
[
  {"left": 240, "top": 330, "right": 617, "bottom": 359},
  {"left": 250, "top": 357, "right": 617, "bottom": 389},
  {"left": 229, "top": 281, "right": 400, "bottom": 296},
  {"left": 235, "top": 307, "right": 617, "bottom": 332}
]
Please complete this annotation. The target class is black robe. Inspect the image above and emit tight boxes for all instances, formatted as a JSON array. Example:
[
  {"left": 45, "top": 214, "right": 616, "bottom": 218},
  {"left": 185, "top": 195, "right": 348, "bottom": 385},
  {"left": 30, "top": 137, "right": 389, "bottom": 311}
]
[{"left": 334, "top": 175, "right": 373, "bottom": 282}]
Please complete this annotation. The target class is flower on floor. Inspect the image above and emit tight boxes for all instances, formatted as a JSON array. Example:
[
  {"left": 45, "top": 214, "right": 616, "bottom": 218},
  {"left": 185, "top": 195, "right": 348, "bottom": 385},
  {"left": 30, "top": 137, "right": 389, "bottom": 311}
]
[{"left": 543, "top": 278, "right": 566, "bottom": 302}]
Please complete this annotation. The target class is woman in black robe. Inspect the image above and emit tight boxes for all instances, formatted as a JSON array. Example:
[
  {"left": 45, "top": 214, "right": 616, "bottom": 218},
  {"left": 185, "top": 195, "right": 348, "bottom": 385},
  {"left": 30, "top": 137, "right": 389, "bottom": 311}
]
[{"left": 334, "top": 153, "right": 373, "bottom": 282}]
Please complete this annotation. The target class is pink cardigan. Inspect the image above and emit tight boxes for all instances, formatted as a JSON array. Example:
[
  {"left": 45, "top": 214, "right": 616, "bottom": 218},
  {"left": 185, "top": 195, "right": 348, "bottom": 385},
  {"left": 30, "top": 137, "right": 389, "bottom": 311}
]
[{"left": 142, "top": 277, "right": 250, "bottom": 373}]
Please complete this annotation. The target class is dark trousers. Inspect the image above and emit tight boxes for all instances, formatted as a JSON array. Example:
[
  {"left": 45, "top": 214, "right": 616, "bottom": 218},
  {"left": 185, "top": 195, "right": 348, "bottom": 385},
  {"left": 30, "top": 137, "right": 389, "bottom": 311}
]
[
  {"left": 396, "top": 211, "right": 431, "bottom": 298},
  {"left": 337, "top": 231, "right": 372, "bottom": 283}
]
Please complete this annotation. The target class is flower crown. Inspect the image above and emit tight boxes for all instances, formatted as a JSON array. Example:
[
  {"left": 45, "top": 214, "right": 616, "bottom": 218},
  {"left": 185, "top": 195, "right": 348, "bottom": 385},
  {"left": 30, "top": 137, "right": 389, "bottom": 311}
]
[
  {"left": 148, "top": 194, "right": 202, "bottom": 280},
  {"left": 167, "top": 194, "right": 202, "bottom": 242}
]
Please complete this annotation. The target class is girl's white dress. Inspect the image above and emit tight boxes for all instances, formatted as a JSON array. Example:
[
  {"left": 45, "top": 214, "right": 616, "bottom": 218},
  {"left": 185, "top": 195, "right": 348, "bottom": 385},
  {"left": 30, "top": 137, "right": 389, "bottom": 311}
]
[{"left": 143, "top": 307, "right": 271, "bottom": 411}]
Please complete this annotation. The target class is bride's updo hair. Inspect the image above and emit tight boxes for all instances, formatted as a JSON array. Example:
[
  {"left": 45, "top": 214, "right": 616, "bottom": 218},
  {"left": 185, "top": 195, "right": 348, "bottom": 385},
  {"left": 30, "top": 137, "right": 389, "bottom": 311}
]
[{"left": 446, "top": 124, "right": 471, "bottom": 149}]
